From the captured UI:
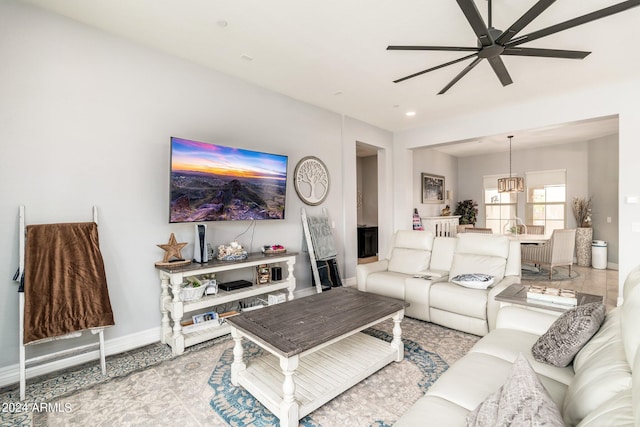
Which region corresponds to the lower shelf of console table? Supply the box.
[156,252,297,355]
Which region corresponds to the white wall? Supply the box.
[0,1,391,373]
[357,155,378,226]
[454,138,618,264]
[412,148,458,218]
[457,141,590,227]
[394,80,640,303]
[588,134,619,264]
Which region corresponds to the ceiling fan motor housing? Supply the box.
[478,27,505,58]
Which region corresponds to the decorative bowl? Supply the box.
[217,253,248,261]
[217,241,247,261]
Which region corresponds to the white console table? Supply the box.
[156,252,297,355]
[421,215,460,237]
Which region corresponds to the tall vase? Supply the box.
[575,227,593,267]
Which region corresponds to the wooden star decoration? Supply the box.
[157,233,188,262]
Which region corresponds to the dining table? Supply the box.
[505,233,550,245]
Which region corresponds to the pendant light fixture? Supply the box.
[497,135,524,193]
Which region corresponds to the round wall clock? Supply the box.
[293,156,329,206]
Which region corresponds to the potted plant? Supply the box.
[572,196,593,266]
[454,200,478,226]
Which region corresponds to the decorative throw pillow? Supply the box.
[532,302,606,367]
[451,273,495,290]
[466,354,564,427]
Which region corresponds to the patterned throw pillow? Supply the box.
[451,273,495,290]
[466,354,564,427]
[532,302,606,367]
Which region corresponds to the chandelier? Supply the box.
[497,135,524,193]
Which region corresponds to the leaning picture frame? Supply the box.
[421,173,445,204]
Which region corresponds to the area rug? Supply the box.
[0,337,227,427]
[2,318,479,427]
[209,329,449,427]
[521,265,580,281]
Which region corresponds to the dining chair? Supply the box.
[525,225,545,235]
[457,224,475,234]
[520,228,576,279]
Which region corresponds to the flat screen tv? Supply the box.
[170,137,288,222]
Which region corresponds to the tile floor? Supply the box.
[526,265,619,310]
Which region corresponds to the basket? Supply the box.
[262,248,286,254]
[180,285,206,302]
[262,244,286,254]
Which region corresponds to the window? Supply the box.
[483,175,518,234]
[525,170,566,234]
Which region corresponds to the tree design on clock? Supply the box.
[294,156,329,205]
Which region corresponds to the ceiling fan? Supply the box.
[388,0,640,94]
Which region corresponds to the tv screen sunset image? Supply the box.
[170,138,288,222]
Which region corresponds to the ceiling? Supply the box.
[21,0,635,139]
[431,114,619,157]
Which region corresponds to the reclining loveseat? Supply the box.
[356,230,521,336]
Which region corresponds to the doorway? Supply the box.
[356,142,379,264]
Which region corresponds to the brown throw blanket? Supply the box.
[23,222,114,344]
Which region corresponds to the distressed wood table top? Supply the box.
[226,287,408,357]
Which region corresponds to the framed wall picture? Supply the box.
[421,173,445,204]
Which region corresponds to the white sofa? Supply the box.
[394,266,640,426]
[356,230,521,336]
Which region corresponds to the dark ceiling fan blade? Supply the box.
[456,0,493,46]
[487,56,513,87]
[393,53,478,83]
[438,57,483,94]
[494,0,556,45]
[506,0,640,47]
[503,47,591,59]
[387,45,480,52]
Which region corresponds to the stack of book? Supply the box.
[181,311,220,333]
[526,285,578,306]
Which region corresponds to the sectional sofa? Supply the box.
[356,230,521,336]
[394,265,640,426]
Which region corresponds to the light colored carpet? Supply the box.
[1,318,479,427]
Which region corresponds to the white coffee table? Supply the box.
[226,287,408,427]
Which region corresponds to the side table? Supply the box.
[495,283,603,313]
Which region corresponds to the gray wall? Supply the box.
[357,155,378,226]
[412,148,458,218]
[453,138,618,263]
[457,141,589,228]
[0,1,392,372]
[588,134,619,263]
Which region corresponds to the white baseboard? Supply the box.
[344,276,356,287]
[294,287,318,298]
[0,327,161,389]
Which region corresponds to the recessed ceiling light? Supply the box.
[333,91,343,96]
[240,54,254,61]
[216,20,229,28]
[406,111,416,117]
